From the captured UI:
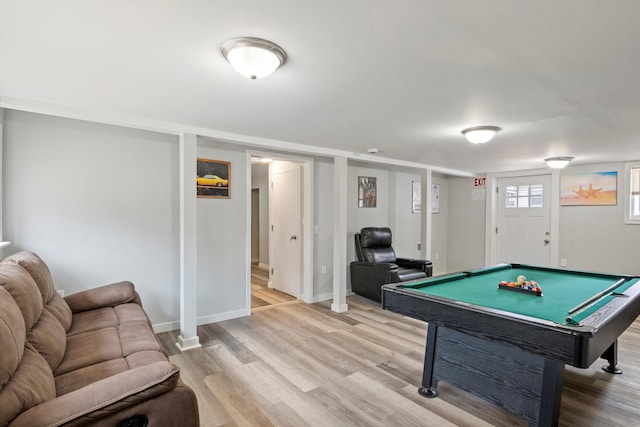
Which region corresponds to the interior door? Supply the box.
[497,175,551,266]
[269,164,301,297]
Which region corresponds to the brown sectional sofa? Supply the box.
[0,251,199,426]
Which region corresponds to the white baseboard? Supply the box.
[257,263,269,271]
[197,309,246,326]
[175,335,201,352]
[152,308,247,334]
[311,290,354,303]
[311,292,333,303]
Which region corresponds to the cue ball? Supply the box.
[517,275,526,283]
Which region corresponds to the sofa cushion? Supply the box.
[0,344,56,427]
[2,251,72,332]
[0,287,25,390]
[56,328,124,376]
[67,307,118,336]
[55,358,130,396]
[27,309,67,372]
[0,263,43,331]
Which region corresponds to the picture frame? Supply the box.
[197,158,230,199]
[432,184,440,214]
[358,176,377,208]
[411,182,440,213]
[560,171,617,206]
[412,181,421,213]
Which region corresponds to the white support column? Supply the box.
[176,133,201,351]
[332,156,348,313]
[420,169,433,261]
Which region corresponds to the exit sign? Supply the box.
[474,177,486,187]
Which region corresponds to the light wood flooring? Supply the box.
[157,296,640,426]
[251,265,297,310]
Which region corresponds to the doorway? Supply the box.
[249,155,312,312]
[496,175,552,266]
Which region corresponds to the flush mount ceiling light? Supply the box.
[461,125,501,144]
[544,156,574,169]
[221,37,287,79]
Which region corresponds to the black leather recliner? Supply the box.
[350,227,433,302]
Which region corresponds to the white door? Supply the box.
[497,175,551,266]
[270,165,301,297]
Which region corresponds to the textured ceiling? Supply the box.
[2,0,640,174]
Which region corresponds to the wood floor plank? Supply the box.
[159,295,640,426]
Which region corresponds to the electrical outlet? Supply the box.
[321,265,326,274]
[560,258,567,267]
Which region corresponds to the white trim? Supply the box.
[245,155,253,316]
[246,150,314,311]
[312,292,334,303]
[196,309,247,326]
[153,308,248,334]
[176,335,201,352]
[332,156,348,312]
[624,161,640,224]
[0,96,474,177]
[257,263,269,271]
[485,168,558,267]
[0,241,10,249]
[178,133,199,346]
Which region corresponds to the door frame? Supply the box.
[485,169,560,267]
[245,150,314,315]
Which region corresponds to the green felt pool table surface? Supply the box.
[400,264,640,325]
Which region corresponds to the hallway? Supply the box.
[251,264,296,310]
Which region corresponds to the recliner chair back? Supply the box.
[356,227,397,264]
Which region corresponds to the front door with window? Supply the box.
[497,175,551,266]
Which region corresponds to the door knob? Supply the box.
[290,235,297,240]
[544,239,550,245]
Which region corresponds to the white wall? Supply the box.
[313,158,335,299]
[0,108,4,251]
[347,163,390,251]
[559,162,640,275]
[390,171,422,258]
[3,110,181,326]
[431,174,449,275]
[447,176,486,272]
[345,162,449,276]
[250,164,269,268]
[196,138,248,321]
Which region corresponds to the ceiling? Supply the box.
[2,1,640,175]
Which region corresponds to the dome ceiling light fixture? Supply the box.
[221,37,287,80]
[461,125,501,144]
[544,156,574,169]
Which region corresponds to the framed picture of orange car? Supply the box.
[197,158,230,199]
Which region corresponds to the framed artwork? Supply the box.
[432,184,440,214]
[358,176,377,207]
[412,181,421,213]
[411,182,440,213]
[560,171,617,206]
[197,158,230,199]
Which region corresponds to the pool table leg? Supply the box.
[601,340,623,374]
[418,323,439,398]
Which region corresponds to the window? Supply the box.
[625,162,640,224]
[505,184,543,208]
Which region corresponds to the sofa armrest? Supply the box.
[10,362,180,427]
[64,281,141,313]
[396,258,433,276]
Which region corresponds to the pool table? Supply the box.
[381,263,640,427]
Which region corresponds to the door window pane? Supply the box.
[505,184,543,209]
